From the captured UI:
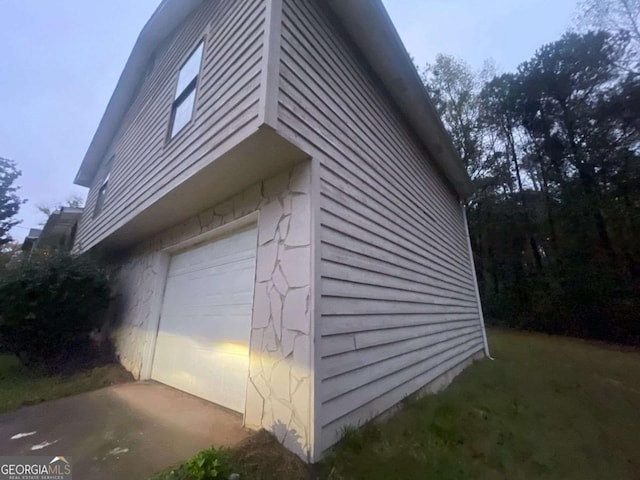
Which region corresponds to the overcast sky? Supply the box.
[1,0,579,241]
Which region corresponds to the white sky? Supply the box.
[383,0,579,72]
[1,0,579,241]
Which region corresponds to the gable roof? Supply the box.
[74,0,204,187]
[74,0,472,198]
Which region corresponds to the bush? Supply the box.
[0,252,111,369]
[153,448,233,480]
[187,449,232,480]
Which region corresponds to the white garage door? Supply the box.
[151,225,257,413]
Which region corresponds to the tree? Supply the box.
[516,32,634,268]
[578,0,640,71]
[0,241,22,272]
[0,252,111,368]
[0,157,25,246]
[424,31,640,344]
[480,74,544,269]
[421,55,490,179]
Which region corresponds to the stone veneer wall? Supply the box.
[108,162,313,459]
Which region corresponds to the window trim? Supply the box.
[93,174,110,218]
[167,39,206,143]
[93,155,114,219]
[168,78,198,138]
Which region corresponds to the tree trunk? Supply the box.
[505,122,544,270]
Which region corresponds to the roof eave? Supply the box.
[326,0,473,199]
[75,0,473,199]
[73,0,204,188]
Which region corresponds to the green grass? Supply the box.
[323,329,640,479]
[151,329,640,480]
[0,353,133,414]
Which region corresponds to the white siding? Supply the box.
[75,0,267,251]
[277,0,485,451]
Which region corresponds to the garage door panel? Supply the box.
[160,292,254,322]
[168,231,257,274]
[167,259,255,292]
[162,284,255,309]
[152,335,250,399]
[169,250,256,278]
[151,225,257,413]
[158,311,253,342]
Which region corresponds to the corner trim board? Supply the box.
[258,0,283,127]
[309,156,322,462]
[462,204,492,359]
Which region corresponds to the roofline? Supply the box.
[74,0,203,187]
[57,206,84,215]
[325,0,473,198]
[38,208,84,238]
[74,0,472,198]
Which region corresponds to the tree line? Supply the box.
[1,0,637,345]
[422,0,640,344]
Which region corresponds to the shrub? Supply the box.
[153,448,233,480]
[0,252,111,368]
[186,449,232,480]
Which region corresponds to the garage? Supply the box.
[151,224,258,413]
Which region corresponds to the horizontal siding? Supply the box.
[278,0,485,451]
[75,0,266,251]
[321,339,483,449]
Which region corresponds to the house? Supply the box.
[20,207,83,255]
[21,228,42,254]
[72,0,490,462]
[34,207,83,252]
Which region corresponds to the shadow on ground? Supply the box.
[0,381,249,480]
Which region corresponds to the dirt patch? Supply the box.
[95,363,135,385]
[230,430,311,480]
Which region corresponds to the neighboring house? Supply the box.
[35,207,83,252]
[72,0,489,462]
[21,228,42,254]
[21,207,83,254]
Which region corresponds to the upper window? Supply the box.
[93,155,114,218]
[93,178,109,218]
[169,43,204,138]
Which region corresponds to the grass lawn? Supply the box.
[0,353,133,414]
[154,328,640,480]
[324,329,640,479]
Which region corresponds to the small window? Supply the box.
[93,155,114,218]
[93,175,109,218]
[169,43,204,138]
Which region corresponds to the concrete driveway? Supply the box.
[0,382,250,479]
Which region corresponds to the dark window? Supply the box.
[93,155,114,218]
[169,43,204,138]
[93,177,109,218]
